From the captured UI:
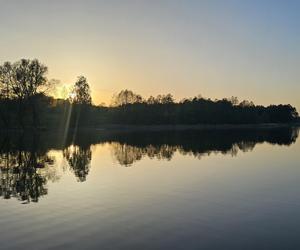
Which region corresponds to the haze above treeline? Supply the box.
[0,59,299,129]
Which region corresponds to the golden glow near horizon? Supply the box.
[0,1,299,110]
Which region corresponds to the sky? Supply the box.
[0,0,299,109]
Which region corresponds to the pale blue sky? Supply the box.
[0,0,299,109]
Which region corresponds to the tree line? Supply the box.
[0,59,91,128]
[107,90,298,125]
[0,59,298,129]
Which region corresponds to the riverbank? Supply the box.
[1,123,299,133]
[90,123,300,132]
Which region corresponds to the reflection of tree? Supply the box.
[111,143,177,167]
[111,143,142,167]
[63,145,91,182]
[236,141,256,153]
[110,141,257,166]
[0,150,56,203]
[291,128,299,143]
[0,127,297,200]
[110,128,300,166]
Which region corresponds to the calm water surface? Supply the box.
[0,127,299,250]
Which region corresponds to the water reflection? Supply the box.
[0,127,298,203]
[0,137,57,204]
[63,145,91,182]
[109,128,299,166]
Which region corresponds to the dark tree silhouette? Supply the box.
[0,59,49,127]
[111,89,143,106]
[0,59,299,129]
[104,90,298,125]
[70,76,92,105]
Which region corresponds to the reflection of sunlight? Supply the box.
[69,92,76,101]
[68,145,76,154]
[60,102,74,172]
[62,103,73,150]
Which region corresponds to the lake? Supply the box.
[0,127,299,250]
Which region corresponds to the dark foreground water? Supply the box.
[0,127,299,250]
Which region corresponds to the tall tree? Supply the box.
[0,62,14,127]
[70,76,92,105]
[13,59,48,98]
[0,62,14,99]
[0,59,48,127]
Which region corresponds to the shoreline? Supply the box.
[89,123,300,131]
[1,123,299,133]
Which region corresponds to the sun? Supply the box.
[69,92,76,101]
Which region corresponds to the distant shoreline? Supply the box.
[85,123,300,132]
[1,123,299,133]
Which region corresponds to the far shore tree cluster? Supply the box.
[0,59,298,129]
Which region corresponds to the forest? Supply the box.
[0,59,299,129]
